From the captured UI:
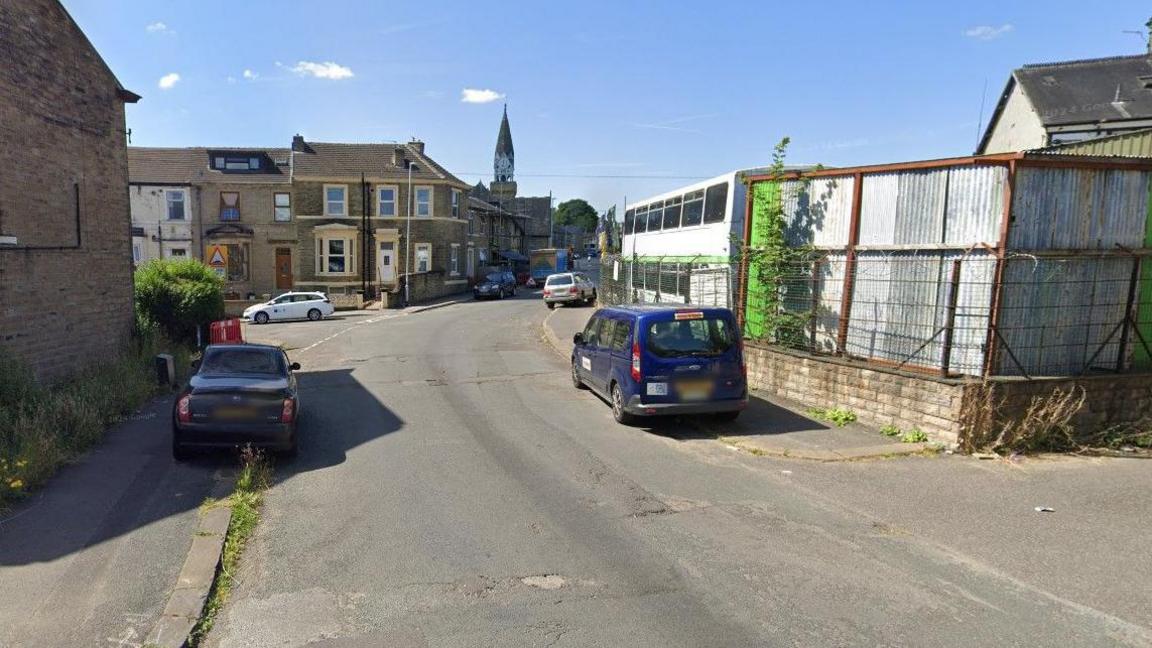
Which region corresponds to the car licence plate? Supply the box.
[215,406,260,420]
[676,380,713,401]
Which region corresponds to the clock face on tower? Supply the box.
[494,155,514,181]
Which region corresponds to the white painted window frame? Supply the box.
[324,184,348,217]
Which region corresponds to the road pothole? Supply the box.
[520,574,566,590]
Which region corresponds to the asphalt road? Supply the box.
[209,293,1152,647]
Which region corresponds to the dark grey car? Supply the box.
[172,344,301,459]
[474,271,518,299]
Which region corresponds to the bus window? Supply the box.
[647,200,663,231]
[624,209,635,234]
[634,206,648,233]
[662,196,682,229]
[681,190,704,226]
[703,183,729,224]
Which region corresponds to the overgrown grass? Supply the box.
[189,448,270,646]
[807,407,858,427]
[0,330,191,507]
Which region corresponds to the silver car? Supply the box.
[543,272,596,309]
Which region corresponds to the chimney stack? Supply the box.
[392,147,405,167]
[291,134,306,152]
[408,138,425,155]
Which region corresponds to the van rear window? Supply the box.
[645,318,733,358]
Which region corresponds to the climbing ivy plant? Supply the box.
[737,137,819,348]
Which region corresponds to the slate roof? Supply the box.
[291,140,466,186]
[1016,54,1152,126]
[127,147,291,184]
[978,54,1152,153]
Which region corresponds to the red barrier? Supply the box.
[209,318,245,344]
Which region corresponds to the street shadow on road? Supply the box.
[0,368,403,567]
[639,394,830,441]
[275,367,404,476]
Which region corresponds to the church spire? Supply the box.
[494,104,514,182]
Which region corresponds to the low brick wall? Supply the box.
[745,343,965,443]
[745,342,1152,448]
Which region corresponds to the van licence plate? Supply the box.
[676,380,713,401]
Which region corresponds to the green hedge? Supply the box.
[134,258,225,343]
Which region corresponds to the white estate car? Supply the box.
[244,292,335,324]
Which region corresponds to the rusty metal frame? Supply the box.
[742,151,1152,184]
[834,173,864,354]
[736,182,754,329]
[982,160,1017,376]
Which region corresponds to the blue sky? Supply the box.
[65,1,1152,212]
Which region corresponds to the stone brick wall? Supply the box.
[745,344,965,442]
[0,0,135,381]
[746,342,1152,448]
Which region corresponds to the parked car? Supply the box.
[172,344,301,459]
[243,292,334,324]
[474,271,518,299]
[543,272,596,309]
[570,305,746,424]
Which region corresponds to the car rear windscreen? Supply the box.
[645,318,734,358]
[200,348,285,375]
[546,275,573,286]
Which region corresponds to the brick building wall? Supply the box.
[0,0,137,381]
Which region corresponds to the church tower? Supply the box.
[490,104,517,206]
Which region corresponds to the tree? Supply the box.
[134,258,225,343]
[553,199,598,231]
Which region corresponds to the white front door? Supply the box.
[378,242,396,284]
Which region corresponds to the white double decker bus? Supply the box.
[622,170,749,262]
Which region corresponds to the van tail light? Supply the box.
[177,395,192,423]
[631,341,641,382]
[280,398,296,423]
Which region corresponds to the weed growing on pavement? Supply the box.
[189,447,271,646]
[0,333,187,506]
[880,424,901,437]
[900,428,928,444]
[807,407,857,427]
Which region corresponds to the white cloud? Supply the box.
[242,69,258,80]
[289,61,354,79]
[157,72,181,89]
[226,76,237,84]
[461,88,504,104]
[145,21,172,34]
[964,24,1014,40]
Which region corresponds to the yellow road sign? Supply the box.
[206,244,228,268]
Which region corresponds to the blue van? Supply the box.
[571,305,747,424]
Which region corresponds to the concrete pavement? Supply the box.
[542,302,930,460]
[204,292,1152,647]
[0,397,230,648]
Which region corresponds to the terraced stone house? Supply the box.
[127,147,296,303]
[289,137,472,304]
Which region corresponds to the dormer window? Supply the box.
[211,153,264,171]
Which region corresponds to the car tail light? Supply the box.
[631,341,641,382]
[280,398,296,423]
[177,395,192,423]
[543,289,551,297]
[323,298,330,303]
